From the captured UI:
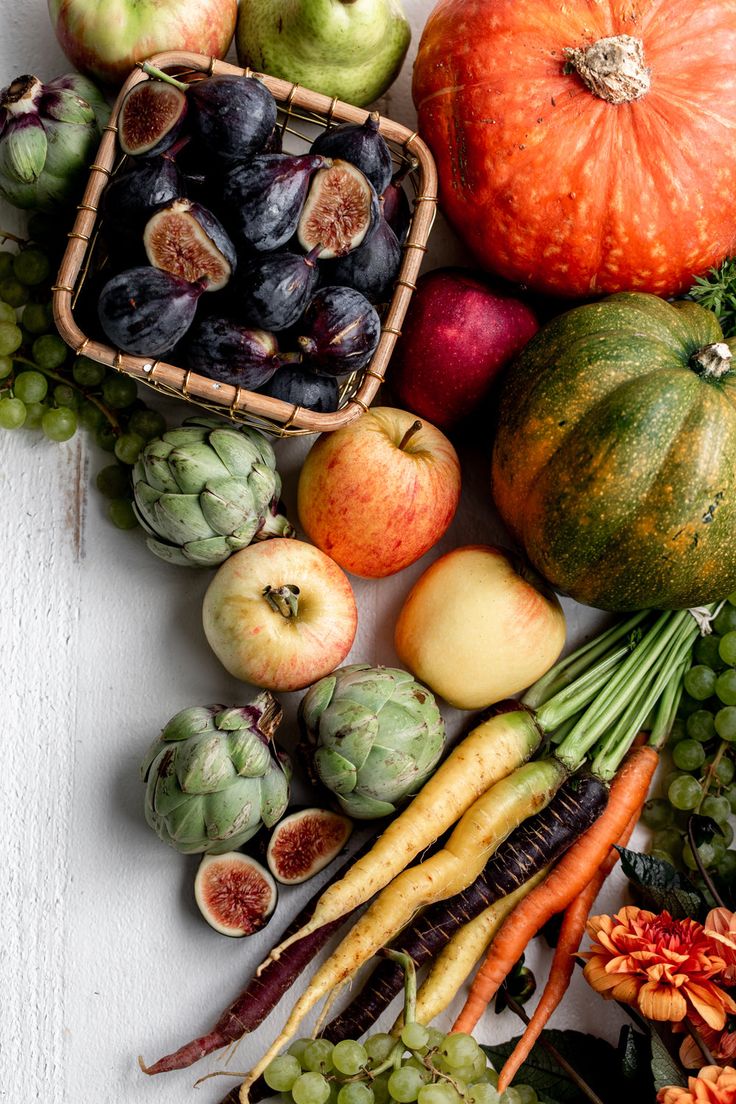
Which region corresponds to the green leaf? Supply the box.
[617,846,705,919]
[689,813,724,844]
[618,1024,654,1092]
[649,1028,687,1092]
[482,1029,624,1104]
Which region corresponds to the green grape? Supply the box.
[718,632,736,667]
[726,786,736,814]
[716,670,736,706]
[439,1034,482,1071]
[649,847,679,866]
[673,739,706,772]
[401,1024,429,1052]
[373,1073,392,1104]
[507,1089,536,1104]
[13,247,51,286]
[338,1084,375,1104]
[21,301,52,335]
[0,321,22,355]
[32,333,67,370]
[423,1028,446,1052]
[0,277,29,307]
[0,252,13,279]
[96,464,131,499]
[365,1034,396,1065]
[714,605,736,635]
[723,821,735,846]
[95,422,116,452]
[717,850,736,878]
[466,1086,501,1104]
[53,383,77,408]
[13,370,47,404]
[0,396,26,428]
[704,754,735,785]
[701,794,732,825]
[72,355,106,387]
[651,828,683,859]
[684,665,718,701]
[711,834,727,865]
[108,498,138,530]
[288,1039,314,1068]
[23,401,46,430]
[302,1039,335,1074]
[682,840,715,870]
[292,1071,331,1104]
[685,710,716,743]
[668,717,688,745]
[403,1059,431,1084]
[114,431,145,465]
[264,1054,302,1092]
[127,406,166,440]
[715,706,736,742]
[42,406,77,442]
[0,301,15,324]
[332,1040,368,1076]
[388,1067,425,1103]
[417,1085,461,1104]
[668,774,702,810]
[79,401,105,431]
[102,373,138,409]
[677,692,703,719]
[0,355,11,380]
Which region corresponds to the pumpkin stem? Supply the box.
[689,342,733,379]
[563,35,650,105]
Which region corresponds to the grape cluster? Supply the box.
[0,224,166,529]
[643,597,736,879]
[263,1030,538,1104]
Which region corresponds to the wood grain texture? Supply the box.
[1,4,633,1102]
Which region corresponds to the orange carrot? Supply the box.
[451,745,658,1034]
[496,807,640,1092]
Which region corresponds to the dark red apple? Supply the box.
[389,268,539,429]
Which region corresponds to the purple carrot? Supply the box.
[321,774,609,1043]
[139,838,374,1075]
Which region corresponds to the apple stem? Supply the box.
[263,584,300,619]
[398,420,423,451]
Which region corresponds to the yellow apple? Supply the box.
[297,407,461,579]
[394,545,566,709]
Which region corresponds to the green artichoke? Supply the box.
[141,692,291,854]
[0,73,109,211]
[299,663,446,819]
[132,417,294,567]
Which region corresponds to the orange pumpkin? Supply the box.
[413,0,736,299]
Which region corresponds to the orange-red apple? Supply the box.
[395,545,566,709]
[297,407,461,579]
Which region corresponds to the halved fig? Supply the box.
[298,286,381,375]
[143,198,237,291]
[297,160,379,260]
[266,808,353,885]
[194,852,278,937]
[224,153,327,253]
[119,79,188,157]
[311,114,393,196]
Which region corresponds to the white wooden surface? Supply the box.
[2,4,632,1101]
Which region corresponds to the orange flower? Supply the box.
[706,909,736,984]
[676,1012,736,1069]
[583,905,736,1030]
[658,1064,736,1103]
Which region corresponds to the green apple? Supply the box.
[236,0,411,107]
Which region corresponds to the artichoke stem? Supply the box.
[257,508,296,540]
[263,584,300,619]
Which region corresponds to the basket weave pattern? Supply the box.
[51,51,438,436]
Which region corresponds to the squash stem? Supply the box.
[522,610,650,709]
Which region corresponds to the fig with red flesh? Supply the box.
[97,266,205,357]
[235,246,321,331]
[266,808,353,885]
[311,113,393,196]
[184,316,296,389]
[260,366,339,414]
[118,79,188,157]
[297,160,379,260]
[194,852,278,937]
[144,198,237,292]
[298,286,381,375]
[325,214,401,304]
[223,153,327,253]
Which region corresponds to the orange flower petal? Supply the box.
[637,980,688,1022]
[684,984,728,1032]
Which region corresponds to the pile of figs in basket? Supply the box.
[96,69,410,413]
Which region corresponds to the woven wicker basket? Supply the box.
[51,51,438,437]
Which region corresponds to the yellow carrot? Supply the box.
[263,708,542,968]
[400,870,549,1029]
[239,757,565,1101]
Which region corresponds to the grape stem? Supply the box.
[696,739,729,813]
[504,994,607,1104]
[11,353,123,433]
[686,816,726,909]
[0,227,27,245]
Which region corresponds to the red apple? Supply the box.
[297,407,461,579]
[48,0,238,86]
[202,538,358,692]
[389,268,539,430]
[395,545,566,709]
